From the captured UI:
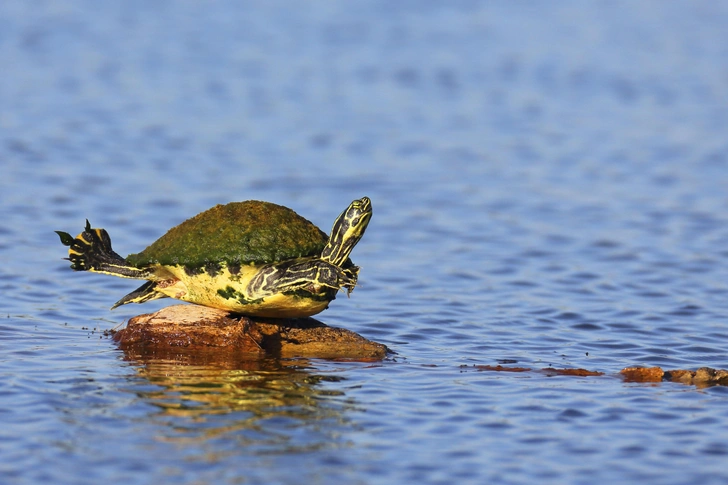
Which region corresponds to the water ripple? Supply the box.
[2,2,728,485]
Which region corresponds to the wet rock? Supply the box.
[470,365,604,377]
[470,364,531,373]
[620,366,664,382]
[466,364,728,388]
[621,366,728,387]
[664,367,728,386]
[664,369,694,384]
[540,368,604,377]
[467,364,728,388]
[693,367,728,385]
[112,304,389,360]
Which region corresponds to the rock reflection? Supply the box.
[121,348,354,450]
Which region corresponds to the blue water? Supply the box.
[2,1,728,484]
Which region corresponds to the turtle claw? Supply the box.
[55,230,75,247]
[338,265,360,296]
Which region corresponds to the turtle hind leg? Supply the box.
[56,220,150,279]
[111,281,169,309]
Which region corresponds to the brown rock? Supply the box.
[715,369,728,384]
[619,366,664,382]
[693,367,718,383]
[659,367,728,387]
[540,368,604,377]
[472,365,532,373]
[112,304,389,360]
[664,369,694,383]
[464,364,728,388]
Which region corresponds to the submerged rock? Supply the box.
[112,304,389,360]
[465,364,728,388]
[621,366,728,387]
[620,366,664,382]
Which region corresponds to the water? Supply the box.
[2,1,728,484]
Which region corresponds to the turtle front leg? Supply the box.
[340,266,360,296]
[248,259,352,299]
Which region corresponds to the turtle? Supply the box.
[56,197,372,318]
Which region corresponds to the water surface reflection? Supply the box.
[121,349,355,453]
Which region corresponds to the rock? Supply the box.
[464,364,728,388]
[664,367,728,387]
[664,369,694,384]
[470,365,604,377]
[620,366,728,387]
[540,368,604,377]
[112,304,389,360]
[620,366,664,382]
[469,364,531,373]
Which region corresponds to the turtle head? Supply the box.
[321,197,372,267]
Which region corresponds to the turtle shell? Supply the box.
[126,201,328,268]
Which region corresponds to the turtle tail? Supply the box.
[55,220,150,279]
